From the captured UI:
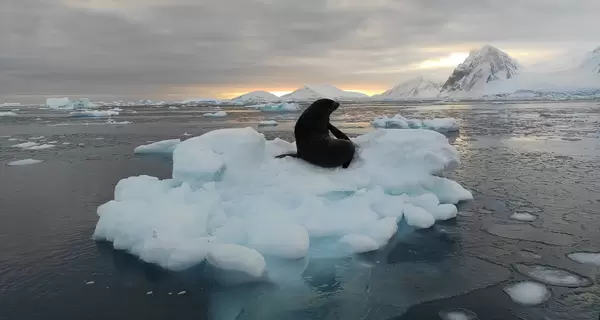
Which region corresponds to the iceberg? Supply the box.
[372,114,460,133]
[258,120,278,127]
[92,127,472,279]
[7,159,44,166]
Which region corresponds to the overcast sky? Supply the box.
[1,0,599,102]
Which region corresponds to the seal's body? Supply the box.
[276,98,355,169]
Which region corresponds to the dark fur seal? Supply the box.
[275,98,355,169]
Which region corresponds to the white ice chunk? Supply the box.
[403,204,435,228]
[12,142,38,148]
[567,252,600,266]
[27,144,55,150]
[203,111,227,117]
[0,111,17,116]
[258,120,278,127]
[439,308,478,320]
[250,103,300,112]
[503,281,550,305]
[134,139,182,154]
[422,118,460,133]
[46,97,72,109]
[7,159,43,166]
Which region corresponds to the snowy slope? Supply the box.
[281,84,368,101]
[441,45,520,96]
[232,91,279,103]
[373,77,442,100]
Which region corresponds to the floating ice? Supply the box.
[106,119,131,125]
[28,144,55,150]
[134,139,182,154]
[92,127,472,279]
[146,291,153,295]
[203,111,228,117]
[12,142,38,148]
[372,114,460,133]
[1,102,21,107]
[567,252,600,266]
[249,103,300,112]
[177,291,186,295]
[0,111,17,116]
[169,106,179,110]
[503,281,550,305]
[7,159,43,166]
[439,308,478,320]
[69,110,119,117]
[85,281,95,285]
[509,212,538,222]
[29,136,45,140]
[514,263,592,287]
[258,120,278,127]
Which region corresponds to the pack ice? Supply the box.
[93,127,472,279]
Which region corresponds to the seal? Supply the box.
[275,98,355,169]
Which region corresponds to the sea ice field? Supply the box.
[1,101,599,320]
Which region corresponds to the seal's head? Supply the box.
[311,98,340,114]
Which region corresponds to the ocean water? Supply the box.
[0,102,599,320]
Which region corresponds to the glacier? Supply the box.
[232,91,279,104]
[92,127,472,280]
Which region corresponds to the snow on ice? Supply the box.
[503,281,550,305]
[92,127,472,280]
[7,159,44,166]
[134,139,182,154]
[203,111,228,117]
[372,114,460,133]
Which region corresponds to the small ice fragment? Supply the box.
[503,281,550,305]
[258,120,278,127]
[78,143,85,147]
[403,204,435,228]
[203,111,227,117]
[47,141,58,144]
[0,111,18,116]
[7,159,43,166]
[168,292,172,295]
[438,308,478,320]
[515,263,592,287]
[567,252,600,266]
[510,212,538,222]
[86,281,95,285]
[146,291,153,295]
[63,142,71,145]
[29,136,45,140]
[95,137,104,140]
[206,244,266,278]
[177,291,186,295]
[182,132,192,136]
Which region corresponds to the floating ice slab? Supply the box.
[12,142,38,148]
[514,263,592,287]
[134,139,182,154]
[93,127,472,278]
[69,110,119,117]
[567,252,600,266]
[203,111,228,117]
[7,159,43,166]
[503,281,550,305]
[46,97,72,109]
[509,212,538,222]
[0,111,17,116]
[372,114,459,133]
[439,308,478,320]
[27,144,55,150]
[258,120,278,127]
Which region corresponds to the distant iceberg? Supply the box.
[46,97,97,110]
[248,102,300,112]
[372,114,460,133]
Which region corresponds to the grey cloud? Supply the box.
[1,0,599,101]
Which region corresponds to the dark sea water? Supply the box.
[1,102,599,320]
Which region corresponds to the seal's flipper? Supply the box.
[328,123,350,141]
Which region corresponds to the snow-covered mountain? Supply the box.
[580,46,600,75]
[281,84,368,101]
[231,90,279,103]
[441,45,520,95]
[373,77,442,100]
